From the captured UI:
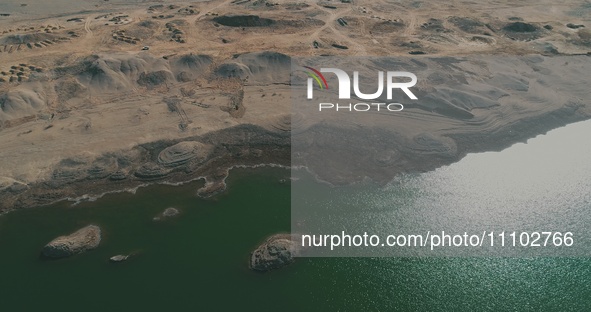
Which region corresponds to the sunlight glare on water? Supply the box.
[337,119,591,256]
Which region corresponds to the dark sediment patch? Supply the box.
[54,79,87,102]
[169,19,188,27]
[211,15,323,29]
[137,70,174,88]
[567,23,585,29]
[420,18,447,32]
[332,43,348,50]
[401,41,423,49]
[568,29,591,47]
[285,3,309,10]
[536,42,559,55]
[213,15,274,27]
[370,20,405,34]
[502,22,544,40]
[504,22,538,32]
[137,20,159,28]
[470,35,495,44]
[0,33,56,45]
[448,16,485,33]
[279,18,324,28]
[171,54,212,70]
[122,26,155,40]
[213,63,250,79]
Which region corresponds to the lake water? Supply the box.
[293,119,591,257]
[2,120,591,311]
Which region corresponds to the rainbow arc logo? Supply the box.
[303,66,329,90]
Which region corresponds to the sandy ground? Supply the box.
[0,0,590,211]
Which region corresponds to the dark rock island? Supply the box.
[41,225,101,259]
[250,234,299,272]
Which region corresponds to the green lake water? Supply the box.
[3,119,591,310]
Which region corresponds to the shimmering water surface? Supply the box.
[1,121,591,311]
[293,119,591,257]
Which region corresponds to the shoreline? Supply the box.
[291,107,591,187]
[16,163,289,217]
[2,106,589,215]
[69,162,291,208]
[0,123,291,214]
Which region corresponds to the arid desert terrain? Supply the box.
[0,0,590,212]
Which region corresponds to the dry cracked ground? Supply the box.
[0,0,590,211]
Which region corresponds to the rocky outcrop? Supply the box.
[87,157,118,180]
[134,163,171,180]
[196,181,226,198]
[109,170,128,181]
[0,177,28,194]
[157,141,211,167]
[109,254,129,262]
[41,225,101,258]
[49,156,93,186]
[153,207,180,221]
[136,70,174,88]
[250,234,299,272]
